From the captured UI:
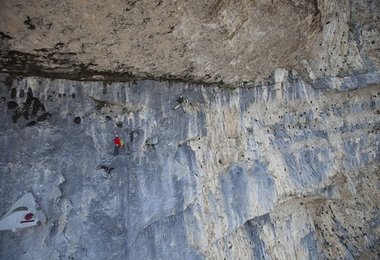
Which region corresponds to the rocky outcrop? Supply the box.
[0,1,379,258]
[0,0,379,84]
[0,72,378,259]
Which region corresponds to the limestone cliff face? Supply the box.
[0,0,379,84]
[0,0,379,259]
[0,72,379,259]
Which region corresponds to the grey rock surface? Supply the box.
[0,72,379,259]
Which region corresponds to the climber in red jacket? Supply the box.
[113,135,121,156]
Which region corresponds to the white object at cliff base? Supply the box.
[0,193,47,232]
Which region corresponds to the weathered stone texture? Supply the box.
[0,0,379,84]
[0,72,379,259]
[0,0,379,259]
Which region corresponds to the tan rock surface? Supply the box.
[0,0,379,84]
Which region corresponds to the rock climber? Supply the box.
[113,134,121,156]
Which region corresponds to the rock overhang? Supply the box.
[0,0,379,85]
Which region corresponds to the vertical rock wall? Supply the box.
[0,72,379,259]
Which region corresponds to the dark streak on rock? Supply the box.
[26,121,37,127]
[10,88,17,99]
[0,52,209,86]
[95,100,106,110]
[24,16,36,30]
[7,101,18,109]
[0,32,12,40]
[102,81,107,94]
[10,87,49,123]
[37,112,51,122]
[4,75,14,89]
[19,89,25,98]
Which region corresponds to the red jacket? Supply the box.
[114,137,121,147]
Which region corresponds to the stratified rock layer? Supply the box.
[0,72,379,259]
[0,0,379,84]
